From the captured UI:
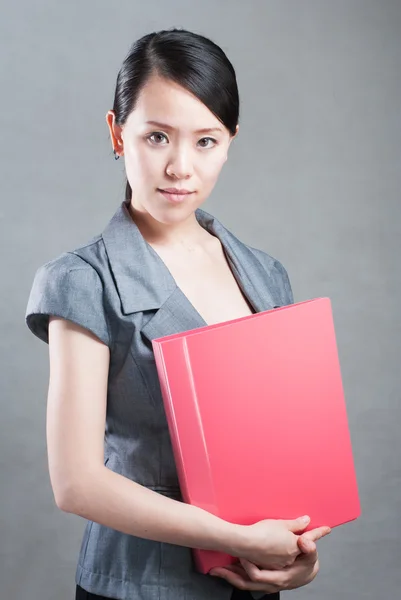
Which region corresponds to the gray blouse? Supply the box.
[25,201,292,600]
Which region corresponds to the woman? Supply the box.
[26,29,330,600]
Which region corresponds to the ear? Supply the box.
[231,124,239,140]
[224,124,239,161]
[106,110,124,157]
[228,123,239,147]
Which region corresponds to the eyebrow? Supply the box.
[144,120,223,134]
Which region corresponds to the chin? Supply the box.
[148,202,204,225]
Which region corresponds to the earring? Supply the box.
[114,150,120,161]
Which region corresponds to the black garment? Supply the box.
[75,584,279,599]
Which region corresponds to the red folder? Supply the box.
[152,298,361,574]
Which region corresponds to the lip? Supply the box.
[159,188,194,194]
[157,188,195,204]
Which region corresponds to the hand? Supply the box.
[298,525,330,554]
[231,514,330,570]
[210,530,325,593]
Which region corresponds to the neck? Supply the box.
[127,201,209,249]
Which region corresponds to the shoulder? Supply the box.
[199,208,295,306]
[32,234,108,287]
[26,236,111,346]
[247,244,289,278]
[246,244,294,305]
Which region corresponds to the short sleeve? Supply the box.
[273,259,294,305]
[248,245,294,307]
[25,252,111,347]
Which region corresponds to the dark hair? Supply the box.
[112,28,240,201]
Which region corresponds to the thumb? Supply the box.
[298,535,316,554]
[284,515,311,533]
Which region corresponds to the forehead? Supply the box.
[126,74,224,131]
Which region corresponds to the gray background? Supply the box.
[1,0,400,598]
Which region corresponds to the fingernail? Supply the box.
[301,515,310,523]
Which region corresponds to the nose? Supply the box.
[166,145,193,180]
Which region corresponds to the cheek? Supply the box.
[125,144,161,183]
[200,153,227,184]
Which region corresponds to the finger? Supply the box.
[239,558,264,582]
[235,563,292,590]
[210,562,250,577]
[238,558,292,580]
[296,556,320,587]
[292,542,319,568]
[297,535,316,554]
[284,515,311,533]
[209,567,266,591]
[297,546,318,565]
[217,564,250,578]
[240,556,296,572]
[300,526,331,543]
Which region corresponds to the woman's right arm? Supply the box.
[47,316,329,570]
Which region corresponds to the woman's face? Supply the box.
[107,74,237,225]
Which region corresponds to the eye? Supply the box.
[147,132,169,145]
[197,137,217,149]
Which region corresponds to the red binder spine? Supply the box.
[152,337,218,516]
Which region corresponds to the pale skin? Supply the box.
[47,73,331,594]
